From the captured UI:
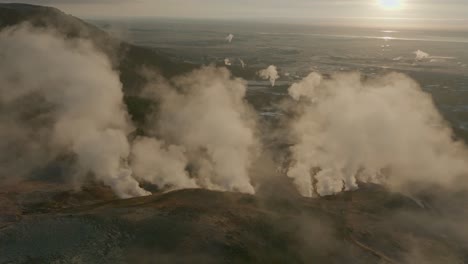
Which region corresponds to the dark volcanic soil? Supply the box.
[0,184,465,264]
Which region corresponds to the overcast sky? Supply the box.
[2,0,468,28]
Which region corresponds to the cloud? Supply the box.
[238,59,246,69]
[225,33,234,43]
[258,65,279,87]
[286,71,468,197]
[135,66,259,194]
[2,21,468,203]
[0,24,261,198]
[0,24,149,198]
[414,50,430,61]
[131,137,198,190]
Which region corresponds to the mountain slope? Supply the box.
[1,187,465,264]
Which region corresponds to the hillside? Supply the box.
[1,185,466,263]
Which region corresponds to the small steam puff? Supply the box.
[225,33,234,43]
[258,65,279,87]
[414,50,430,61]
[0,25,150,198]
[287,72,468,197]
[133,66,259,194]
[413,50,455,62]
[239,58,246,69]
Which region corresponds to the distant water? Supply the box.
[90,18,468,135]
[91,19,468,75]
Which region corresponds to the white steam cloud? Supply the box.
[287,71,468,197]
[239,58,246,69]
[131,137,198,190]
[133,66,259,194]
[0,25,150,198]
[224,58,232,66]
[225,33,234,43]
[258,65,279,87]
[4,25,468,200]
[414,50,455,62]
[0,25,259,198]
[414,50,430,61]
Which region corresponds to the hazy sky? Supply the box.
[2,0,468,28]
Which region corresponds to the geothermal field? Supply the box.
[1,2,468,263]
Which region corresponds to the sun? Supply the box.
[378,0,403,10]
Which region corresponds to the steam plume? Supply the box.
[0,25,259,198]
[414,50,430,61]
[134,66,259,194]
[0,25,149,198]
[6,25,467,201]
[286,71,468,197]
[414,50,455,62]
[258,65,279,87]
[225,33,234,43]
[131,137,198,190]
[239,58,246,69]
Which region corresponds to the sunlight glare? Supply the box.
[378,0,403,10]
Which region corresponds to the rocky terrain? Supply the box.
[1,182,467,263]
